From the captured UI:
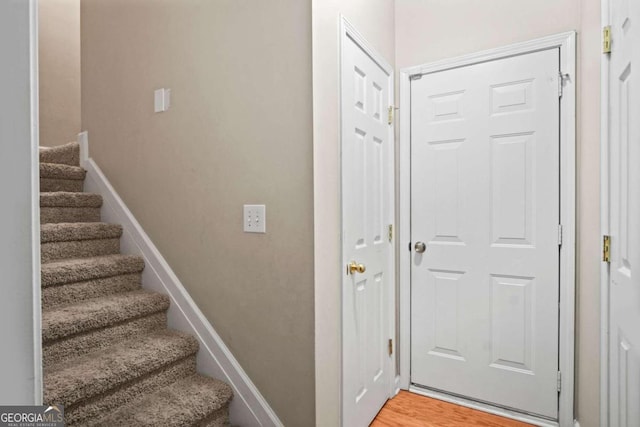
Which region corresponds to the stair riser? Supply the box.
[41,239,120,264]
[41,223,123,243]
[44,313,167,369]
[66,357,197,426]
[42,273,141,310]
[40,178,84,193]
[41,207,101,224]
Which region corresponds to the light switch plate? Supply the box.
[154,88,171,112]
[244,205,266,233]
[154,88,164,113]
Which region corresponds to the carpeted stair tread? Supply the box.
[41,254,145,287]
[40,163,86,180]
[40,192,103,208]
[41,223,122,243]
[42,290,170,342]
[65,358,198,426]
[93,374,233,427]
[42,273,142,310]
[44,330,199,407]
[40,223,123,263]
[43,312,166,369]
[39,142,80,166]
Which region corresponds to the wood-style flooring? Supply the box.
[370,391,533,427]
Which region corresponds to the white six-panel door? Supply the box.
[607,0,640,424]
[341,25,394,427]
[410,49,561,419]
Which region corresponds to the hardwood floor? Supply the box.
[370,391,533,427]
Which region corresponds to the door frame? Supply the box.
[398,32,577,426]
[30,0,43,404]
[339,16,397,424]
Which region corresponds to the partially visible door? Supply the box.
[410,49,561,419]
[607,0,640,424]
[341,23,394,427]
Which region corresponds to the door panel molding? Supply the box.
[399,32,576,426]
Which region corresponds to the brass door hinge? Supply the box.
[388,106,394,125]
[388,224,393,242]
[603,26,612,53]
[388,339,393,356]
[603,235,611,262]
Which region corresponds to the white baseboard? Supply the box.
[78,133,282,427]
[574,421,580,427]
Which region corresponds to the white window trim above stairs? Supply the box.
[75,131,283,427]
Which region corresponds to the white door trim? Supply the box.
[399,32,576,426]
[339,15,397,423]
[30,0,43,405]
[600,2,611,426]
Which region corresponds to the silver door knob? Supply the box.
[414,242,427,253]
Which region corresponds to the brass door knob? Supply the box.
[347,261,366,275]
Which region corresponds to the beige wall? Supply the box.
[80,1,314,425]
[39,0,81,147]
[394,0,601,425]
[312,1,395,425]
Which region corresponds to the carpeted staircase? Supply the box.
[40,142,233,426]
